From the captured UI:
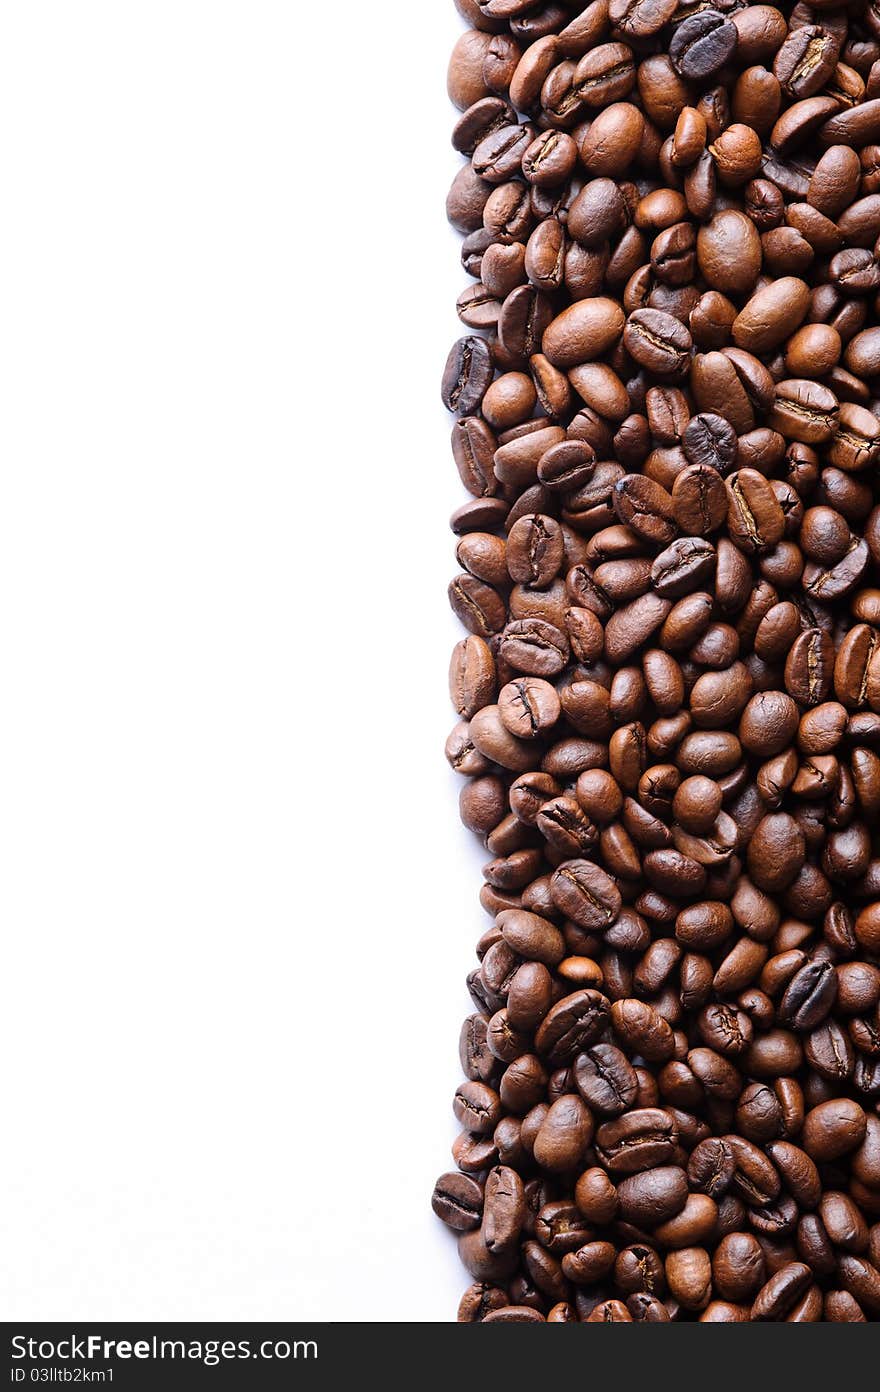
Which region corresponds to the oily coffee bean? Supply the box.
[682,414,737,475]
[670,13,738,82]
[624,309,692,378]
[438,0,880,1324]
[651,539,716,598]
[573,1043,639,1116]
[442,336,494,415]
[672,464,728,535]
[726,470,785,554]
[613,474,677,547]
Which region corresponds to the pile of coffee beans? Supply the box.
[433,0,880,1322]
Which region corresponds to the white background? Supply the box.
[0,2,479,1320]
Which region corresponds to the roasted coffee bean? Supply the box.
[574,1042,639,1116]
[751,1262,812,1320]
[611,999,676,1062]
[442,336,494,415]
[802,1099,867,1161]
[726,470,785,554]
[785,629,834,707]
[432,1172,484,1231]
[534,989,611,1064]
[543,298,625,369]
[779,960,838,1031]
[682,414,738,476]
[769,380,839,447]
[550,860,621,930]
[651,539,716,599]
[624,309,692,379]
[613,474,677,547]
[670,11,738,81]
[775,27,839,101]
[595,1108,678,1175]
[733,279,811,356]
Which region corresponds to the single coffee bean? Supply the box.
[726,469,786,553]
[573,1042,639,1116]
[769,379,839,447]
[432,1172,484,1231]
[613,474,677,547]
[534,988,612,1064]
[651,538,717,599]
[670,11,738,81]
[774,26,839,100]
[802,1100,867,1161]
[550,859,621,931]
[442,336,494,415]
[542,298,625,369]
[609,0,676,39]
[785,629,835,707]
[624,308,692,378]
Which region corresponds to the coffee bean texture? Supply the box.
[437,0,880,1324]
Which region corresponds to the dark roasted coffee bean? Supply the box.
[726,470,785,554]
[670,11,738,81]
[751,1262,812,1321]
[442,336,494,415]
[573,1042,639,1116]
[785,628,834,707]
[682,413,737,475]
[779,960,838,1031]
[610,0,676,39]
[595,1107,678,1175]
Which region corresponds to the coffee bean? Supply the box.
[543,297,625,369]
[550,859,621,930]
[449,635,497,718]
[670,11,738,81]
[779,960,838,1031]
[609,0,676,39]
[785,628,835,707]
[651,538,717,599]
[506,514,564,587]
[432,1172,484,1231]
[449,573,507,637]
[726,469,786,554]
[774,27,839,101]
[573,1042,638,1116]
[534,988,612,1064]
[594,1109,676,1179]
[610,999,676,1062]
[769,379,839,449]
[498,677,561,739]
[500,617,569,676]
[613,474,677,547]
[802,1099,867,1161]
[605,591,672,662]
[533,1094,594,1171]
[572,43,637,109]
[442,336,494,414]
[624,308,692,378]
